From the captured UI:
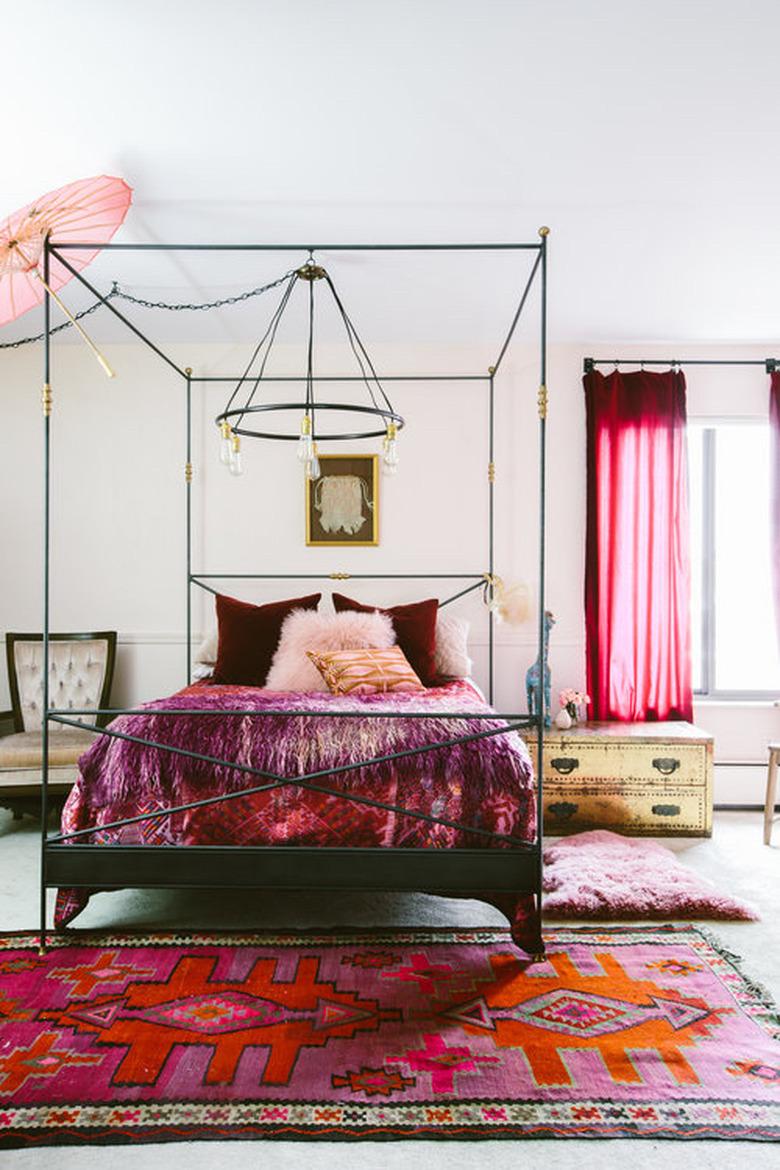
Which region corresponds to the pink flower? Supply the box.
[559,688,589,707]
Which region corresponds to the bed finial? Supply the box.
[538,226,550,238]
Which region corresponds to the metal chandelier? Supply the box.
[215,258,404,478]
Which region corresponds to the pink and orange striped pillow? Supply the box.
[306,646,424,695]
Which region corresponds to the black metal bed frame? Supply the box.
[38,232,549,956]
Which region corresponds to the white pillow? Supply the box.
[195,629,218,666]
[192,661,216,682]
[265,609,395,692]
[434,612,472,678]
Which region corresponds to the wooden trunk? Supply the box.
[522,721,713,837]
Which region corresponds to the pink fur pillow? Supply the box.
[264,609,395,692]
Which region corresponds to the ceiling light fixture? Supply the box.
[215,258,405,480]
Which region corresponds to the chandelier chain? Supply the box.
[111,269,298,312]
[0,295,111,349]
[0,269,298,349]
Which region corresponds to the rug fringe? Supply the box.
[693,923,780,1036]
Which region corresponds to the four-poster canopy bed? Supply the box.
[37,231,550,959]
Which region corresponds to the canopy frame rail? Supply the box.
[188,572,489,607]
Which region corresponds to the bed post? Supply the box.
[488,369,495,704]
[185,368,193,685]
[39,236,52,955]
[535,225,550,960]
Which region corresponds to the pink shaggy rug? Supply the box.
[543,830,759,920]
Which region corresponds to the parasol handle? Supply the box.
[34,270,115,379]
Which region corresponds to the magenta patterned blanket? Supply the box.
[56,680,537,943]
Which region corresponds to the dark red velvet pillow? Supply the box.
[331,593,439,686]
[213,592,321,686]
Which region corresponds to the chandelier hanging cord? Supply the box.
[227,271,300,425]
[215,262,404,442]
[322,272,394,416]
[306,272,316,429]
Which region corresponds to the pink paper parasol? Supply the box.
[0,174,132,374]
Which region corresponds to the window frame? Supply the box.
[691,418,779,701]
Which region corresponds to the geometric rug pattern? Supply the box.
[0,925,778,1146]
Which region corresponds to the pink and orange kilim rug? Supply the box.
[0,925,778,1146]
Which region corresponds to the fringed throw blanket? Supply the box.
[56,680,538,949]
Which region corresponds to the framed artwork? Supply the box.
[305,454,379,546]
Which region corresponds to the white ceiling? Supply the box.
[3,0,780,351]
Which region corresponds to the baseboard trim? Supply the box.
[714,803,777,812]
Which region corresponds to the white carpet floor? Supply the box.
[0,810,778,1168]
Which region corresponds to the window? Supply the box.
[688,420,780,696]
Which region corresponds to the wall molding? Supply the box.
[113,631,586,649]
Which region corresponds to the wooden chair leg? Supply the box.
[764,749,779,845]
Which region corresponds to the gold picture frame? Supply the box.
[305,454,379,546]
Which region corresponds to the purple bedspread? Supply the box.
[56,679,539,950]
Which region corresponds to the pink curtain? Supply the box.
[771,371,780,651]
[584,368,693,722]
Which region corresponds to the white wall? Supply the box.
[1,337,775,801]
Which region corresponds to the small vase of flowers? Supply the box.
[558,688,590,727]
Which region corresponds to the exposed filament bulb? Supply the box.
[219,420,232,465]
[307,442,321,481]
[297,413,314,463]
[382,421,399,475]
[229,433,243,476]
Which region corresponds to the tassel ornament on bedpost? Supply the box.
[483,574,531,626]
[382,420,399,475]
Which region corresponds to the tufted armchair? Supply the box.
[0,632,117,821]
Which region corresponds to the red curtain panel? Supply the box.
[770,371,780,651]
[584,368,693,722]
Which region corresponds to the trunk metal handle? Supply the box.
[652,757,680,775]
[652,803,681,817]
[548,801,579,821]
[550,757,579,775]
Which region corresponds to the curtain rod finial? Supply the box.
[583,357,594,374]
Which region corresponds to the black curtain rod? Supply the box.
[584,357,779,374]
